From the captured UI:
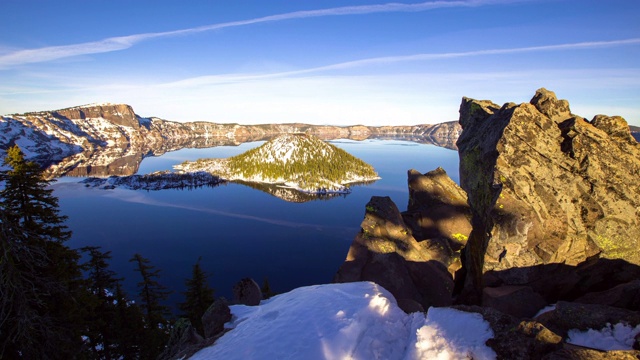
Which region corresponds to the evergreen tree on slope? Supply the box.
[179,257,215,336]
[0,145,85,359]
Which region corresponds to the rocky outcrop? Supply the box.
[333,195,454,312]
[455,88,640,301]
[54,103,140,128]
[335,89,640,320]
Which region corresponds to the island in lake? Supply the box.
[175,133,380,194]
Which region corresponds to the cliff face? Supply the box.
[335,88,640,310]
[455,88,640,301]
[1,104,461,177]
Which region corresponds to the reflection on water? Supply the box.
[55,139,460,306]
[44,134,457,178]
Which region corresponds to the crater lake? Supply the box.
[53,139,460,309]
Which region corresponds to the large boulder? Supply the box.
[232,278,262,306]
[334,195,454,311]
[202,297,232,339]
[455,88,640,300]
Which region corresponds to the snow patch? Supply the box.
[189,282,496,360]
[567,323,640,351]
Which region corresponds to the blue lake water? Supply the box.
[53,139,460,309]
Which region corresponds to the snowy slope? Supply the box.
[0,116,82,162]
[189,282,497,360]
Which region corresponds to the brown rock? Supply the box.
[456,88,640,301]
[334,196,454,310]
[403,167,472,273]
[453,304,562,359]
[542,347,640,360]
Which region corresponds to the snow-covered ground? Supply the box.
[189,282,497,360]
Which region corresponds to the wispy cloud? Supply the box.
[0,0,526,68]
[160,38,640,87]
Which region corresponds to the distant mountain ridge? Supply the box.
[1,103,462,177]
[176,133,379,193]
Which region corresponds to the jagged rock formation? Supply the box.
[333,168,474,311]
[333,195,455,312]
[335,89,640,320]
[456,88,640,302]
[176,133,379,193]
[1,103,462,177]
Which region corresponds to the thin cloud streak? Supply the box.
[161,38,640,88]
[0,0,527,68]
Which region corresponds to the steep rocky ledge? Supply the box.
[335,88,640,318]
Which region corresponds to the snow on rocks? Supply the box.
[567,323,640,351]
[189,282,496,360]
[81,171,224,190]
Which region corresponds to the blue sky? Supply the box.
[1,0,639,126]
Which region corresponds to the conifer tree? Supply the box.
[113,281,145,359]
[179,257,215,336]
[261,277,274,299]
[0,145,85,358]
[81,246,121,359]
[130,253,172,359]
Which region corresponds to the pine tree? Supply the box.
[261,277,274,299]
[80,246,121,359]
[1,145,71,243]
[179,257,215,336]
[0,145,85,359]
[113,281,145,359]
[130,253,172,359]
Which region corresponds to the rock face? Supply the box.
[456,88,640,300]
[333,195,455,311]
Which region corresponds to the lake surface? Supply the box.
[53,139,460,309]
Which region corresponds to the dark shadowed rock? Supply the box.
[482,285,547,319]
[574,279,640,311]
[455,88,640,301]
[334,196,454,310]
[202,297,232,339]
[535,301,640,338]
[159,318,204,360]
[232,278,262,306]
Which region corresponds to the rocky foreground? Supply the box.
[333,88,640,358]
